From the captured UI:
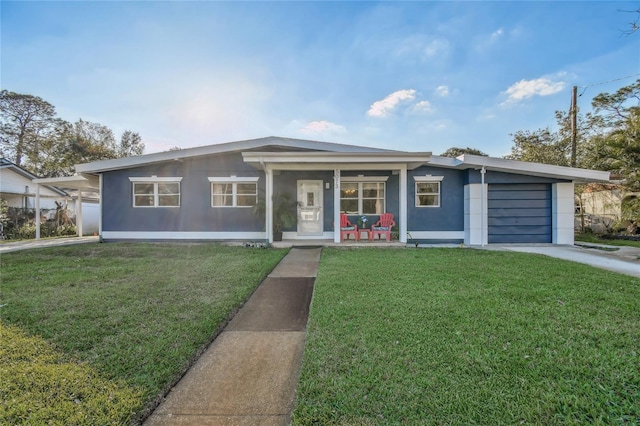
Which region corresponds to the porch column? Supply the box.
[35,184,41,240]
[552,182,574,244]
[265,167,273,243]
[399,166,407,243]
[76,191,83,237]
[98,174,103,237]
[333,169,341,243]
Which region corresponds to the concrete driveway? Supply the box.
[492,243,640,278]
[0,236,99,253]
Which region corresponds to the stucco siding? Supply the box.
[408,166,465,232]
[102,153,265,233]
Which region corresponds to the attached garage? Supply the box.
[488,183,552,243]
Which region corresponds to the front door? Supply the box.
[297,180,323,236]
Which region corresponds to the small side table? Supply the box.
[359,229,371,241]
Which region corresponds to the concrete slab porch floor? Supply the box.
[144,247,321,426]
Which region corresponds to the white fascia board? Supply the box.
[242,151,432,166]
[33,175,99,191]
[458,154,610,182]
[75,137,397,173]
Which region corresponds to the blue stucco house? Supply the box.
[74,136,609,245]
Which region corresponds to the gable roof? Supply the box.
[76,136,394,173]
[73,136,610,183]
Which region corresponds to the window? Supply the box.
[340,177,387,214]
[130,177,182,207]
[414,175,443,207]
[208,177,258,207]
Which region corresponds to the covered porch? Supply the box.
[242,151,432,244]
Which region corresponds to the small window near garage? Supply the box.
[414,175,444,208]
[208,176,259,207]
[130,177,182,208]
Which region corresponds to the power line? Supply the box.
[578,73,640,97]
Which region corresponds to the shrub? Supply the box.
[4,222,76,240]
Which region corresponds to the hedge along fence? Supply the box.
[0,324,143,425]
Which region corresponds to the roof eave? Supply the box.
[75,137,397,173]
[458,154,611,182]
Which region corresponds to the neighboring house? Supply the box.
[0,158,100,236]
[74,137,609,245]
[0,158,68,210]
[576,183,638,232]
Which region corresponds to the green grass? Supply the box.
[575,233,640,248]
[0,243,286,424]
[293,248,640,425]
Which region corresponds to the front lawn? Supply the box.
[294,248,640,425]
[0,243,286,424]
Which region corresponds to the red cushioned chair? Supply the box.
[340,214,358,242]
[371,213,396,242]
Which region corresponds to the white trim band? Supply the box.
[413,175,444,182]
[407,231,464,240]
[207,176,260,183]
[101,231,266,240]
[129,176,183,182]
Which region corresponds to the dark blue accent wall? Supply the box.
[102,153,265,232]
[408,166,465,231]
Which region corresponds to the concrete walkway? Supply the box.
[145,247,321,426]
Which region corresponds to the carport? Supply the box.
[32,174,100,240]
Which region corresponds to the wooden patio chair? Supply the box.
[371,213,396,242]
[340,214,358,242]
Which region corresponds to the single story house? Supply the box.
[73,136,609,245]
[1,158,68,210]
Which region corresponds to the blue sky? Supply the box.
[2,1,639,156]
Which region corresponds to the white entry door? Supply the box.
[297,180,323,236]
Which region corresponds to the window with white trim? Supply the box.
[130,177,182,208]
[208,176,258,207]
[414,175,443,207]
[340,176,387,214]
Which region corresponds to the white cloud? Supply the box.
[410,100,433,114]
[300,120,346,134]
[435,85,449,97]
[491,28,504,41]
[367,89,416,117]
[502,77,566,104]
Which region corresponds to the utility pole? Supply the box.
[570,85,578,167]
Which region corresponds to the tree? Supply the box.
[0,90,146,177]
[505,110,597,167]
[0,90,56,166]
[119,130,145,157]
[440,147,488,158]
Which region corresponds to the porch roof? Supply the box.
[241,151,433,170]
[32,174,100,191]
